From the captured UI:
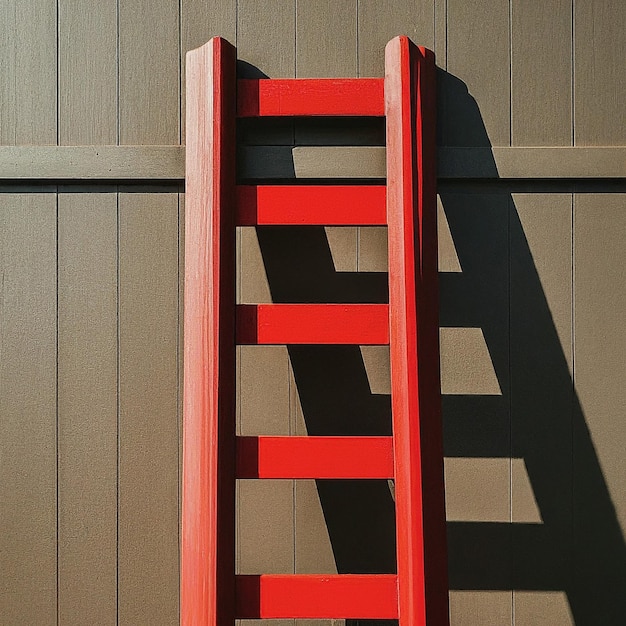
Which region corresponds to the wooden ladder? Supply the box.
[182,35,448,625]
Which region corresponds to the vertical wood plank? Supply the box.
[439,190,511,626]
[0,194,57,625]
[58,0,118,144]
[572,193,626,624]
[119,0,180,144]
[358,0,435,77]
[180,0,236,139]
[445,0,510,146]
[511,0,572,146]
[510,194,573,621]
[296,0,357,78]
[238,0,295,78]
[0,0,56,144]
[119,193,180,625]
[58,193,118,624]
[574,0,626,145]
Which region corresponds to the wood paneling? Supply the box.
[0,194,57,625]
[358,0,434,77]
[119,0,180,144]
[58,193,118,624]
[511,0,572,146]
[573,194,626,624]
[59,0,117,144]
[118,193,180,625]
[445,0,510,146]
[510,194,573,620]
[238,0,295,78]
[180,0,236,138]
[574,0,626,145]
[296,0,357,78]
[0,0,56,145]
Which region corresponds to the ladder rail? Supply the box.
[386,37,449,625]
[182,37,237,626]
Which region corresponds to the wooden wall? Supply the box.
[1,1,625,625]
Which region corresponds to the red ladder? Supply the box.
[183,36,448,625]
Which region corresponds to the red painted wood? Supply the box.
[182,37,237,626]
[385,37,449,625]
[236,185,387,226]
[237,78,384,117]
[235,574,398,619]
[236,304,390,345]
[236,436,394,479]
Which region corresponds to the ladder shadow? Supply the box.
[438,70,626,625]
[244,64,626,624]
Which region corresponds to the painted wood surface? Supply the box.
[235,574,398,619]
[236,304,389,345]
[236,185,387,226]
[182,37,237,626]
[236,436,394,479]
[237,78,384,117]
[386,36,449,625]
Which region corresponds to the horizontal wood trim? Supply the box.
[0,146,624,180]
[236,436,394,479]
[0,146,184,180]
[235,574,399,619]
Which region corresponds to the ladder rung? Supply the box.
[237,78,385,117]
[235,574,398,619]
[236,304,389,345]
[236,436,394,479]
[236,185,387,226]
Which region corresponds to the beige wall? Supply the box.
[1,1,625,624]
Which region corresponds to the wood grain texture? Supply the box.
[358,0,435,77]
[511,0,572,146]
[296,0,357,78]
[183,38,237,626]
[510,194,573,623]
[180,0,236,138]
[119,0,179,144]
[236,304,390,345]
[58,0,117,144]
[0,194,57,625]
[574,0,626,145]
[385,37,448,625]
[0,0,56,145]
[445,0,510,146]
[236,185,386,226]
[573,194,626,624]
[3,146,625,180]
[235,574,398,619]
[238,0,295,78]
[58,193,117,624]
[236,436,394,479]
[119,193,180,625]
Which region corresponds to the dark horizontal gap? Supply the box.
[0,181,183,192]
[236,177,386,185]
[238,116,385,147]
[440,178,626,192]
[3,179,624,191]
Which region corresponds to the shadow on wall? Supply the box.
[241,61,626,625]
